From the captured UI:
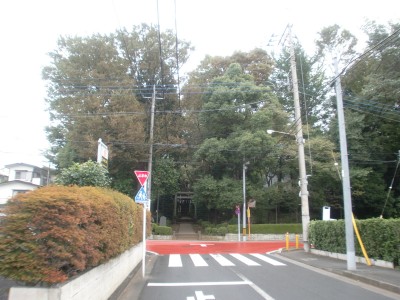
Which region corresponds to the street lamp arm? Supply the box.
[267,129,295,138]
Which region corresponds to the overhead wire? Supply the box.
[174,0,182,111]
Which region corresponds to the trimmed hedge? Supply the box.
[227,223,302,234]
[0,185,151,284]
[152,224,173,235]
[309,218,400,266]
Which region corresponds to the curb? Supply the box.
[332,270,400,295]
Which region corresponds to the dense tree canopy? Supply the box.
[43,21,400,223]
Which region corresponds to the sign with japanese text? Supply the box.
[134,170,149,186]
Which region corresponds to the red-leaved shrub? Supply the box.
[0,185,150,284]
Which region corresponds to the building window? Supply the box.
[15,171,28,180]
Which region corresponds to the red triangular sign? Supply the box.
[134,170,149,186]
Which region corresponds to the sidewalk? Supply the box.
[276,249,400,295]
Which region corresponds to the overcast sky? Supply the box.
[0,0,398,171]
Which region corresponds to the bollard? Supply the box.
[285,232,289,250]
[295,234,299,249]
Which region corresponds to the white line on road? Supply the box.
[168,254,182,267]
[148,281,250,287]
[230,253,260,266]
[250,253,286,266]
[210,254,235,266]
[190,254,208,266]
[234,271,275,300]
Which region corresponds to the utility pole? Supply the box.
[333,57,356,270]
[147,85,156,212]
[288,25,310,252]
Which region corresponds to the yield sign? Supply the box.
[134,170,149,186]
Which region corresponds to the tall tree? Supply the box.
[270,42,331,130]
[42,25,193,186]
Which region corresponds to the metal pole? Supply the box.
[242,161,247,241]
[333,57,356,270]
[288,25,310,252]
[142,201,147,277]
[238,209,241,242]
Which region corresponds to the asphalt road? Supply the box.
[134,241,398,300]
[140,253,397,300]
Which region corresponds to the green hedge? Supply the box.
[227,223,302,234]
[152,223,173,235]
[0,185,151,284]
[309,218,400,266]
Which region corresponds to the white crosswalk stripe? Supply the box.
[189,254,208,266]
[210,254,235,266]
[167,253,286,268]
[169,254,183,267]
[230,253,260,266]
[250,253,286,266]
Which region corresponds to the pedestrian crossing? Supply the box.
[167,253,286,268]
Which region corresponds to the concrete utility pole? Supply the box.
[333,57,356,270]
[288,25,310,252]
[147,85,156,212]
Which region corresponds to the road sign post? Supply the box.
[235,205,240,242]
[134,170,149,277]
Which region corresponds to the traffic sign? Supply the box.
[235,205,240,215]
[135,186,147,203]
[134,170,149,186]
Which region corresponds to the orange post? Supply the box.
[285,232,289,250]
[295,234,299,249]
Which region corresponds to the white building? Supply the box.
[0,163,54,206]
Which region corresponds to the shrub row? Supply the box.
[198,223,302,235]
[309,218,400,266]
[152,223,173,235]
[227,223,303,234]
[0,185,151,284]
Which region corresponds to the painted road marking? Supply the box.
[230,253,260,266]
[250,253,286,266]
[187,291,215,300]
[190,243,215,248]
[148,276,275,300]
[148,281,250,287]
[169,254,182,267]
[210,254,235,266]
[167,254,286,268]
[190,254,208,266]
[234,271,275,300]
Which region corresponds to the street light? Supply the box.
[267,129,310,252]
[243,160,249,241]
[267,129,292,137]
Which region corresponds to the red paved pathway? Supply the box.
[147,240,300,254]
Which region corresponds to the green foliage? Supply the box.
[152,224,173,235]
[42,20,400,224]
[309,218,400,265]
[193,176,242,222]
[0,186,150,284]
[152,157,180,197]
[227,223,302,234]
[205,225,229,236]
[55,160,112,187]
[199,222,302,235]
